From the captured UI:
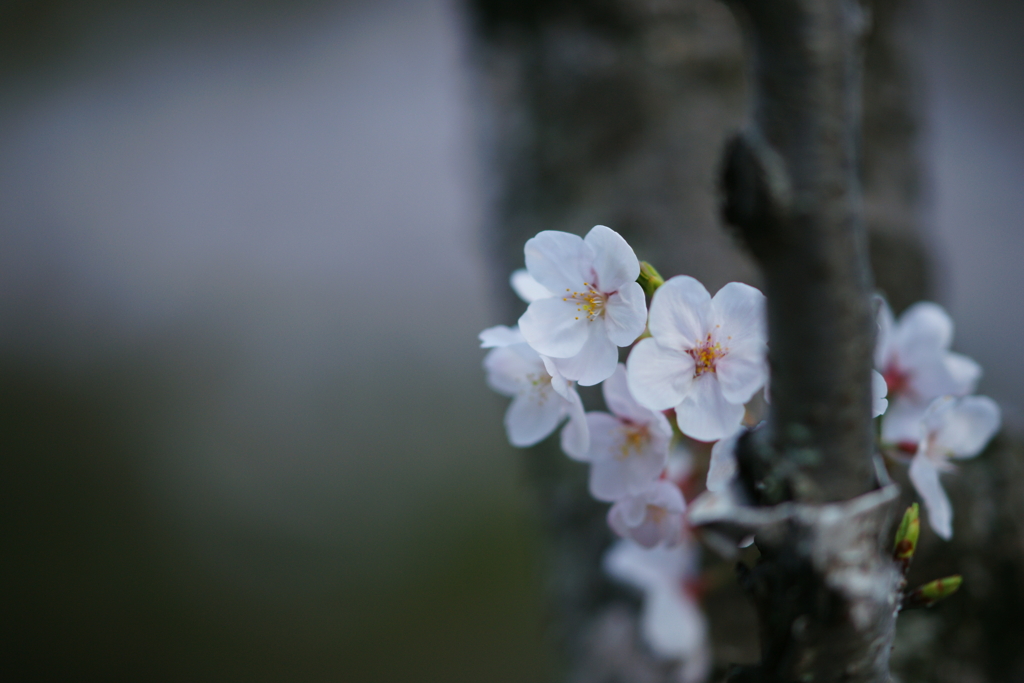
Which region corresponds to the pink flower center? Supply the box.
[563,282,607,321]
[896,441,918,456]
[883,364,910,396]
[688,333,726,377]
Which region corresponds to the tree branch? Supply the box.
[721,0,876,505]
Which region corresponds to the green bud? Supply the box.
[904,575,962,610]
[893,504,920,576]
[637,261,665,297]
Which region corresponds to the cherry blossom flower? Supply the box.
[908,395,1001,540]
[481,325,589,457]
[603,538,711,683]
[608,479,687,548]
[578,365,673,502]
[627,276,767,442]
[875,299,981,444]
[518,226,648,386]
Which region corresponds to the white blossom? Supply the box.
[608,479,687,548]
[603,539,711,682]
[875,299,981,444]
[627,276,767,442]
[481,325,589,457]
[578,365,673,502]
[518,226,648,386]
[908,395,1001,540]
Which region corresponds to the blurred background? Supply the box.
[1,0,1022,680]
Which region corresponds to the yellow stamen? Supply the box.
[615,424,650,461]
[688,333,726,377]
[526,372,553,405]
[561,284,607,322]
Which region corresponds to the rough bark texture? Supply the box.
[465,1,1024,682]
[691,485,902,682]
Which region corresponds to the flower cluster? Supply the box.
[874,299,1000,540]
[482,226,769,543]
[481,224,1001,671]
[481,225,772,672]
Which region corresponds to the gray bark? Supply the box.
[720,0,877,506]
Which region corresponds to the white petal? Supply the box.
[643,584,708,662]
[583,412,625,462]
[874,296,895,370]
[666,442,694,482]
[602,364,640,419]
[548,323,619,386]
[944,352,982,396]
[935,395,1001,459]
[523,230,588,293]
[518,296,591,358]
[907,355,960,401]
[674,375,745,442]
[872,370,889,418]
[894,302,954,362]
[603,539,665,591]
[584,224,640,291]
[706,434,739,493]
[590,457,633,502]
[716,340,768,404]
[881,397,927,445]
[604,282,648,346]
[625,445,672,495]
[626,339,696,411]
[483,344,544,397]
[505,389,565,447]
[561,389,593,458]
[510,269,552,303]
[625,517,671,548]
[609,496,648,532]
[709,281,767,348]
[541,355,572,398]
[909,453,953,540]
[586,422,670,501]
[647,479,687,513]
[632,512,684,548]
[603,364,667,428]
[648,276,711,350]
[479,324,524,348]
[604,538,700,592]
